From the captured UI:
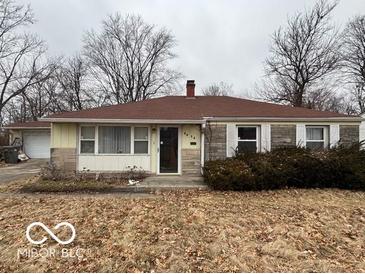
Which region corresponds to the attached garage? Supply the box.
[4,121,51,159]
[23,130,51,158]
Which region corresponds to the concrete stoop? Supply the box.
[131,175,208,191]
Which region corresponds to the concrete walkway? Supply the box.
[0,159,47,184]
[134,175,208,190]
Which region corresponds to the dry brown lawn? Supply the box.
[0,189,365,272]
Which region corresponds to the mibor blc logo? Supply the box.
[26,222,76,245]
[18,222,84,259]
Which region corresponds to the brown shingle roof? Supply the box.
[4,121,51,129]
[45,96,357,121]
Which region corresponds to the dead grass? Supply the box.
[0,177,126,194]
[0,189,365,272]
[0,160,9,168]
[19,179,116,193]
[0,177,38,193]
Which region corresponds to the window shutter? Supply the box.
[296,124,305,147]
[360,119,365,146]
[226,124,236,157]
[261,123,271,152]
[329,124,340,148]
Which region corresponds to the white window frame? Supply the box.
[305,125,329,149]
[133,127,149,154]
[78,125,150,155]
[79,126,96,155]
[237,125,261,153]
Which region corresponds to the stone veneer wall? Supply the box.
[271,125,296,149]
[204,123,226,160]
[339,125,359,147]
[51,148,77,172]
[181,148,201,176]
[181,125,201,176]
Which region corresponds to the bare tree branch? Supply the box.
[0,0,52,125]
[83,14,181,105]
[342,15,365,114]
[202,81,233,96]
[56,54,95,111]
[259,0,342,108]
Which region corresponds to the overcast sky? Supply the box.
[18,0,365,96]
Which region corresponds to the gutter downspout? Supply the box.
[200,122,206,175]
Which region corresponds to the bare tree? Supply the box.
[260,0,342,108]
[3,73,61,123]
[342,15,365,114]
[0,0,54,125]
[304,88,356,114]
[202,81,233,96]
[57,54,95,111]
[83,14,181,105]
[20,72,64,121]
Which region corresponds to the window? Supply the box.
[306,126,328,150]
[134,127,149,154]
[80,126,95,154]
[98,126,131,154]
[237,126,259,153]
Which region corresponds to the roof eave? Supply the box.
[204,116,363,122]
[40,116,362,124]
[2,126,51,129]
[40,118,206,124]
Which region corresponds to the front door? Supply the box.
[159,127,179,174]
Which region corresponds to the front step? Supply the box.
[138,175,207,189]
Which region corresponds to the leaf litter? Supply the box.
[0,188,364,272]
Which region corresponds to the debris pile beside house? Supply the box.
[0,136,29,164]
[128,179,140,186]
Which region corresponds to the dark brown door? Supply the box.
[159,127,178,173]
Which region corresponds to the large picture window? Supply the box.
[237,126,259,153]
[79,125,150,155]
[98,126,131,154]
[306,126,328,150]
[80,126,95,154]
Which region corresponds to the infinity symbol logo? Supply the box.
[26,222,76,245]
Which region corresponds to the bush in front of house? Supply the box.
[203,159,256,191]
[203,143,365,191]
[327,143,365,190]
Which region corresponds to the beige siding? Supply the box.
[51,123,77,148]
[182,125,200,149]
[150,126,158,173]
[79,155,151,172]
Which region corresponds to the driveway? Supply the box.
[0,159,48,184]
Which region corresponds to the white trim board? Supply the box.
[41,116,363,124]
[204,117,362,122]
[41,118,205,124]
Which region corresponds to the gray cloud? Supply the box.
[18,0,365,96]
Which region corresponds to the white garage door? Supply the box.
[23,130,51,159]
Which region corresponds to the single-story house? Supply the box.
[36,80,362,176]
[4,121,51,159]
